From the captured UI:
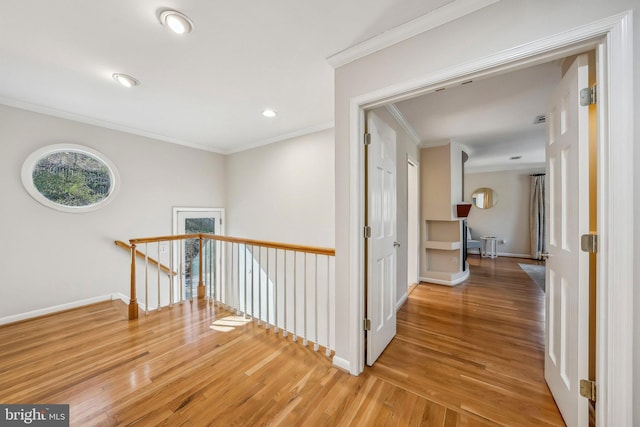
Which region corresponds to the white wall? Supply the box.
[333,4,639,420]
[465,169,543,257]
[0,105,225,320]
[225,128,334,248]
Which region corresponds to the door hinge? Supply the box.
[364,318,371,331]
[581,233,598,253]
[364,133,371,146]
[580,85,597,106]
[364,226,372,239]
[580,379,596,401]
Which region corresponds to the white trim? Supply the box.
[326,0,500,68]
[346,12,634,423]
[113,292,129,304]
[465,162,546,174]
[0,96,224,154]
[172,207,226,236]
[395,292,408,311]
[419,268,470,286]
[496,252,533,258]
[223,121,335,155]
[0,294,115,326]
[385,104,421,145]
[595,12,634,427]
[332,355,351,372]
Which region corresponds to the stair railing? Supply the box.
[124,233,335,356]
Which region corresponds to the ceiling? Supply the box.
[0,0,468,154]
[392,61,562,172]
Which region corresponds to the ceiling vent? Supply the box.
[533,114,546,124]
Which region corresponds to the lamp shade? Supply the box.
[456,203,472,218]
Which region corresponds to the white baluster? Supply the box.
[157,242,161,311]
[326,255,331,357]
[265,248,270,330]
[144,243,149,315]
[314,254,319,352]
[213,240,218,305]
[169,239,174,307]
[274,249,279,334]
[283,251,288,338]
[293,252,297,343]
[179,240,183,304]
[258,246,262,326]
[243,244,248,318]
[303,252,308,347]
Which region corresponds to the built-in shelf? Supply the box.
[424,240,460,250]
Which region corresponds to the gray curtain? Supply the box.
[530,175,546,259]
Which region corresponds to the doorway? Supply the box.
[351,13,633,426]
[172,207,225,300]
[407,159,419,290]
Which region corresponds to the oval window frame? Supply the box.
[21,144,120,213]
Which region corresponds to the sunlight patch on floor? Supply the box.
[210,315,252,332]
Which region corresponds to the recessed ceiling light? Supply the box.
[160,10,194,34]
[112,73,139,88]
[262,109,277,118]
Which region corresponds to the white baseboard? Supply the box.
[468,249,533,259]
[0,294,115,326]
[113,292,129,304]
[395,292,408,311]
[419,268,469,286]
[497,252,533,259]
[332,355,351,373]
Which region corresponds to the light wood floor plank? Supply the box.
[0,256,564,426]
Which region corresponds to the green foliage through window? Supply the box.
[32,152,111,207]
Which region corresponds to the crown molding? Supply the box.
[0,96,223,154]
[326,0,500,68]
[465,162,545,174]
[224,121,335,155]
[384,104,420,145]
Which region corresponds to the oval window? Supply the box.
[22,144,120,213]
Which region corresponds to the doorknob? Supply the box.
[394,241,400,247]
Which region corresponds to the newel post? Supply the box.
[128,242,139,319]
[197,235,205,299]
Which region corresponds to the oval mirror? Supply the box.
[471,187,498,209]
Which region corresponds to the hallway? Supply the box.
[370,256,564,425]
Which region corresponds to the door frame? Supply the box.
[172,207,226,236]
[406,155,419,297]
[347,12,633,426]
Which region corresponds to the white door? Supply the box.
[173,208,224,300]
[366,111,397,365]
[544,54,590,427]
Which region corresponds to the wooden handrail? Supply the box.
[124,233,335,319]
[114,240,177,276]
[129,233,335,256]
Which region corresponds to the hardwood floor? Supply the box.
[0,256,563,426]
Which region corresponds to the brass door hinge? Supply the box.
[364,226,372,239]
[581,233,598,253]
[580,379,596,401]
[364,133,371,146]
[364,318,371,331]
